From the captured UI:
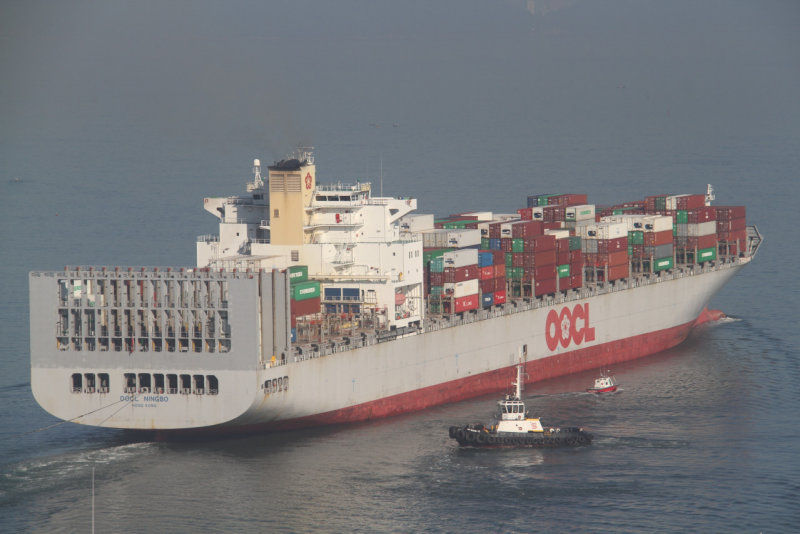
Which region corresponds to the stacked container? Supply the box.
[603,214,674,273]
[555,235,583,291]
[576,221,630,282]
[674,207,717,265]
[715,206,747,257]
[288,265,321,341]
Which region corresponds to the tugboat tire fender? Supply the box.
[476,433,488,445]
[455,429,466,441]
[465,431,477,442]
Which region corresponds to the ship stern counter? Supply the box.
[29,268,291,430]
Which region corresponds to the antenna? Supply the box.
[380,153,383,197]
[252,159,263,187]
[705,184,715,206]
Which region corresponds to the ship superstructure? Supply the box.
[30,149,762,433]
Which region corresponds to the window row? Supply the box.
[70,372,219,395]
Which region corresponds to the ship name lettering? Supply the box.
[545,303,596,352]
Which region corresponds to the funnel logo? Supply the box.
[305,173,312,190]
[545,303,596,351]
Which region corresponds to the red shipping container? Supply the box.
[429,271,444,286]
[569,272,583,288]
[534,277,557,296]
[608,263,629,281]
[524,234,556,252]
[488,222,503,238]
[543,222,563,231]
[570,250,584,265]
[501,238,513,252]
[557,250,571,265]
[556,237,571,254]
[543,205,566,222]
[493,263,506,278]
[512,220,544,237]
[517,207,532,221]
[291,296,321,317]
[685,234,717,250]
[608,250,629,266]
[715,206,746,220]
[493,290,507,305]
[716,218,746,233]
[548,193,588,206]
[644,230,673,246]
[454,294,479,313]
[687,206,716,223]
[479,278,495,294]
[495,276,506,290]
[676,194,706,210]
[534,263,557,280]
[597,237,628,253]
[480,266,495,280]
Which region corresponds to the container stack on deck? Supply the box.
[288,265,320,342]
[413,188,747,318]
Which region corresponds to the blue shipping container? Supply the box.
[481,293,494,308]
[478,252,494,267]
[489,238,501,250]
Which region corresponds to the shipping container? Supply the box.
[478,251,494,267]
[628,230,644,245]
[493,263,506,278]
[534,277,557,296]
[480,237,490,250]
[687,221,717,237]
[287,265,308,284]
[524,234,557,252]
[654,257,674,272]
[557,264,570,278]
[479,266,495,280]
[714,206,746,220]
[697,247,717,262]
[493,290,506,305]
[511,220,544,237]
[398,213,435,232]
[565,204,596,221]
[687,206,716,223]
[608,263,629,281]
[442,248,478,269]
[290,296,321,316]
[453,294,480,313]
[643,229,672,246]
[430,257,444,273]
[444,279,480,298]
[423,248,452,265]
[291,280,320,301]
[479,278,495,294]
[481,293,494,308]
[429,271,444,286]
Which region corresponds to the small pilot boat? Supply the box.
[586,371,618,393]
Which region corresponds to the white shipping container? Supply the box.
[444,279,480,298]
[493,214,521,222]
[565,204,596,221]
[446,229,481,248]
[399,214,434,232]
[462,211,493,221]
[530,207,545,220]
[478,222,491,237]
[687,221,717,237]
[419,229,448,249]
[602,214,643,231]
[581,238,599,253]
[665,194,689,210]
[545,229,570,239]
[643,215,673,233]
[443,248,478,268]
[500,222,514,237]
[579,221,627,240]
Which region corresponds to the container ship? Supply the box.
[29,148,762,434]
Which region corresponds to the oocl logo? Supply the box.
[545,303,596,352]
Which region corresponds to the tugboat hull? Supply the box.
[449,425,592,448]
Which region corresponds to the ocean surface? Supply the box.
[1,1,799,532]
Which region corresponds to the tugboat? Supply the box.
[448,365,592,448]
[586,370,618,393]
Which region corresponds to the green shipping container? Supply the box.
[423,248,451,265]
[509,267,524,280]
[511,238,525,253]
[654,257,674,272]
[430,257,445,273]
[288,265,308,284]
[676,210,688,224]
[557,264,570,278]
[481,237,490,249]
[628,231,644,245]
[291,280,320,301]
[568,236,582,251]
[429,286,444,296]
[505,253,513,268]
[697,247,717,262]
